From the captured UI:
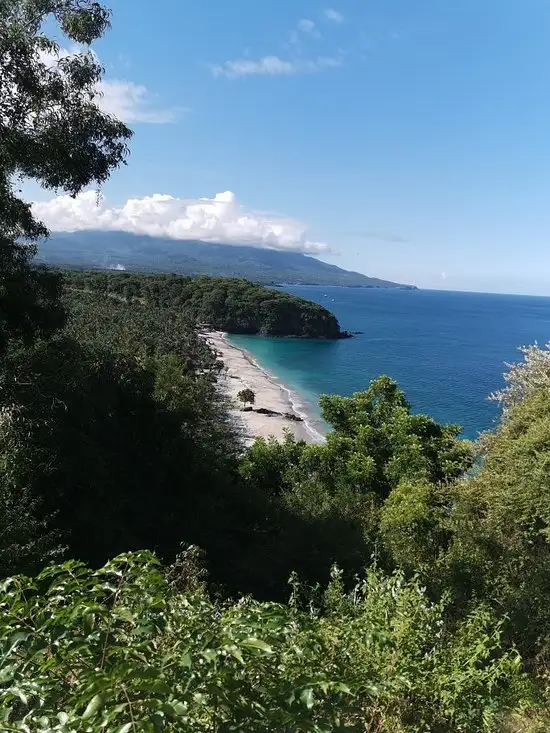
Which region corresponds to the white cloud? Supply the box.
[211,55,341,78]
[324,8,344,23]
[297,18,320,37]
[32,190,329,254]
[97,80,177,124]
[38,46,177,124]
[289,17,320,49]
[212,12,348,79]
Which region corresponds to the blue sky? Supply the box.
[33,0,550,295]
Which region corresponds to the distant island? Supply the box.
[63,270,351,339]
[37,230,417,289]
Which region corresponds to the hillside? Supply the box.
[63,270,350,338]
[36,230,416,288]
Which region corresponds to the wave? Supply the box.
[281,383,326,444]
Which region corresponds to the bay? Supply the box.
[228,287,550,439]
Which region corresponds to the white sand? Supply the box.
[203,331,322,445]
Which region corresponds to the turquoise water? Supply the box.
[228,287,550,439]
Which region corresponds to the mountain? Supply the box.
[35,230,416,289]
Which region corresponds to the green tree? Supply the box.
[379,479,453,575]
[0,327,247,573]
[238,388,255,408]
[447,388,550,657]
[0,0,131,352]
[0,0,131,574]
[490,341,550,416]
[237,376,474,594]
[0,407,64,577]
[378,348,550,663]
[317,376,473,497]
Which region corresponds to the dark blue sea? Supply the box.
[228,287,550,440]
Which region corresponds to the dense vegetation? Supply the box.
[63,269,349,338]
[1,2,550,730]
[37,230,417,288]
[3,273,550,728]
[0,552,531,733]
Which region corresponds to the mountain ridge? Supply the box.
[35,230,417,289]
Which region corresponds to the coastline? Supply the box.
[202,331,325,446]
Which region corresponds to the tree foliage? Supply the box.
[0,290,250,576]
[448,388,550,657]
[63,270,347,337]
[379,382,550,664]
[0,551,533,732]
[237,388,255,407]
[239,376,474,590]
[490,341,550,416]
[0,0,131,353]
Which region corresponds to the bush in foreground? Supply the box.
[0,551,536,732]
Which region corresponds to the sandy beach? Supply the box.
[203,331,322,445]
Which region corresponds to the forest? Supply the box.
[1,2,549,731]
[63,269,349,338]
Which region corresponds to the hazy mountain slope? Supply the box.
[36,231,416,288]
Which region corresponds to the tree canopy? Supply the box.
[0,0,131,353]
[238,388,255,406]
[63,270,348,337]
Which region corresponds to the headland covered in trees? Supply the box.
[2,1,550,729]
[64,270,352,339]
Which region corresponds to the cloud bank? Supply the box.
[32,191,329,254]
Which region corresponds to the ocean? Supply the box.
[227,287,550,440]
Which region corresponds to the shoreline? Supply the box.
[202,331,325,445]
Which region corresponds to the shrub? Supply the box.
[0,552,534,732]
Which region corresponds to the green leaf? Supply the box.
[171,702,187,716]
[10,687,28,706]
[82,612,95,635]
[226,647,245,664]
[82,693,105,719]
[127,666,161,680]
[9,631,29,648]
[116,724,134,733]
[241,638,273,653]
[332,682,351,694]
[300,688,315,709]
[0,664,17,684]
